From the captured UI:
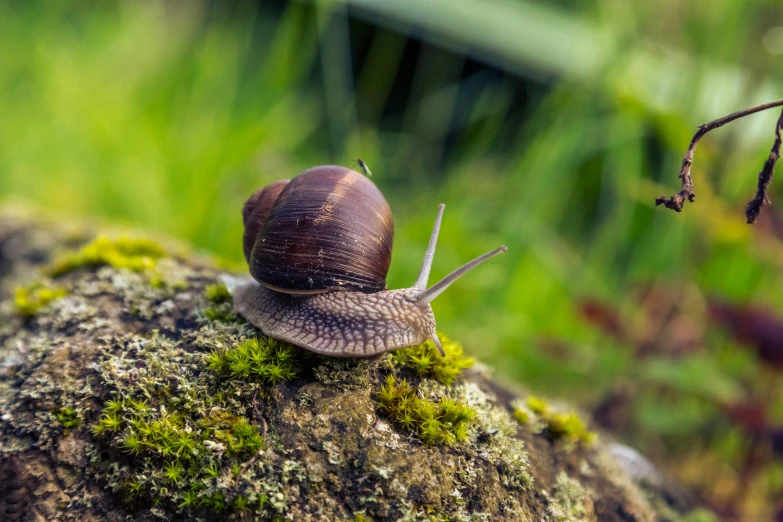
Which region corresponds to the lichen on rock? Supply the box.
[0,207,706,521]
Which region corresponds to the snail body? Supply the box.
[234,164,506,357]
[233,286,433,357]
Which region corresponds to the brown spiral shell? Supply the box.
[242,180,289,263]
[246,165,394,294]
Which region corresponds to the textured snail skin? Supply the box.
[233,282,435,357]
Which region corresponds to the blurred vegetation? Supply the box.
[2,0,783,519]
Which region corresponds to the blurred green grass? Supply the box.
[3,0,783,517]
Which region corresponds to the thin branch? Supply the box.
[745,107,783,223]
[655,100,783,219]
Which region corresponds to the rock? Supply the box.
[0,207,701,521]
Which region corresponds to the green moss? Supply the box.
[92,394,265,513]
[515,396,596,445]
[52,407,80,432]
[205,283,232,303]
[178,490,198,510]
[163,461,185,483]
[14,282,68,316]
[120,431,144,454]
[390,333,474,385]
[201,283,237,322]
[201,492,227,511]
[377,375,476,445]
[527,395,548,414]
[148,273,165,289]
[197,411,264,457]
[232,494,249,511]
[203,304,237,322]
[375,334,480,446]
[678,508,719,522]
[513,407,530,424]
[82,330,295,516]
[354,513,371,522]
[548,412,596,444]
[202,283,237,321]
[91,411,122,435]
[208,337,297,384]
[49,235,165,276]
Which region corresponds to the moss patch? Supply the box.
[375,335,480,446]
[514,407,530,425]
[52,406,80,433]
[90,332,284,516]
[207,337,297,384]
[202,282,237,322]
[390,333,474,385]
[205,283,232,303]
[203,304,237,322]
[679,509,720,522]
[49,235,165,277]
[514,396,596,446]
[377,375,476,445]
[93,397,264,465]
[13,282,68,316]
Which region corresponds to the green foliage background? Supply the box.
[2,0,783,517]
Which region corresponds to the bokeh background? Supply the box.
[2,0,783,519]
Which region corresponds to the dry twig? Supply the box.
[656,100,783,223]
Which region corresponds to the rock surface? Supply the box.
[0,207,699,521]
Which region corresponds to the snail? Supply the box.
[233,164,506,357]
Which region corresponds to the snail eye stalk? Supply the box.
[414,204,445,290]
[412,204,506,358]
[414,203,507,305]
[417,246,507,306]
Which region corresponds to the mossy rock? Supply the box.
[0,207,704,522]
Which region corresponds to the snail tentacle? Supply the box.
[430,332,446,357]
[414,204,445,290]
[416,245,508,305]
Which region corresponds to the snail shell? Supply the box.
[245,166,393,295]
[242,180,289,263]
